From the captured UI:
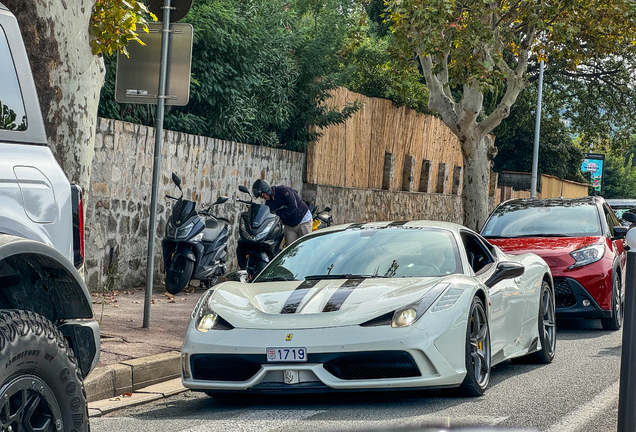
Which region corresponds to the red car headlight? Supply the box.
[569,244,605,269]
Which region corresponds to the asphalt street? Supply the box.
[92,318,623,432]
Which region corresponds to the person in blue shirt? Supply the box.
[252,179,312,246]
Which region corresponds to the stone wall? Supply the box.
[85,118,305,291]
[302,183,464,226]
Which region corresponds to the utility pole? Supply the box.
[143,0,172,328]
[530,59,544,199]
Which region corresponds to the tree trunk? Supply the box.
[461,134,492,231]
[4,0,104,192]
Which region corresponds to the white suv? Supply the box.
[0,4,98,431]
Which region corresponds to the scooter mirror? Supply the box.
[239,185,250,194]
[172,172,182,189]
[324,207,332,212]
[215,196,229,205]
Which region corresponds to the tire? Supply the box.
[0,310,89,432]
[513,280,556,364]
[165,255,195,294]
[601,273,623,331]
[459,296,491,397]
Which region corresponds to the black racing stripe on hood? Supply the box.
[322,278,365,312]
[280,279,320,314]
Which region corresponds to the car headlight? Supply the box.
[392,309,417,327]
[176,222,195,239]
[569,243,605,269]
[358,283,450,328]
[191,289,233,332]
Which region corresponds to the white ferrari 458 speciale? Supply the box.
[181,221,555,397]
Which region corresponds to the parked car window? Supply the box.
[0,25,27,131]
[461,232,494,275]
[256,228,463,281]
[482,200,602,238]
[603,204,620,237]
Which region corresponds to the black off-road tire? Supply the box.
[601,273,623,331]
[512,280,556,364]
[459,296,491,397]
[0,310,89,432]
[165,257,195,294]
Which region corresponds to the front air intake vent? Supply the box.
[323,351,420,380]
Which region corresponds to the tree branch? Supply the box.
[417,51,459,131]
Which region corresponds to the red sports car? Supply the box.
[481,197,629,330]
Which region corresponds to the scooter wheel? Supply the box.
[165,256,194,294]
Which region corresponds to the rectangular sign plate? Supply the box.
[115,23,193,106]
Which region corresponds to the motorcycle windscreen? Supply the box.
[172,200,197,226]
[249,203,277,228]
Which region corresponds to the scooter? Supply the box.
[309,204,333,231]
[235,185,285,279]
[162,173,230,294]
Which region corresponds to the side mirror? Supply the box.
[323,206,332,212]
[623,212,636,224]
[171,172,182,189]
[239,185,250,195]
[485,261,525,288]
[215,196,229,205]
[226,270,249,283]
[614,226,629,240]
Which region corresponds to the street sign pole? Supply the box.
[618,230,636,432]
[530,59,544,199]
[143,0,172,329]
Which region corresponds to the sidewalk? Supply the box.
[85,284,206,411]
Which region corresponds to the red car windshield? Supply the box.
[482,201,602,238]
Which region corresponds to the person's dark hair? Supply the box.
[252,179,272,197]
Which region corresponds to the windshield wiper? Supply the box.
[482,235,508,239]
[304,274,390,280]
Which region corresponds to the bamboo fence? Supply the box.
[306,88,463,194]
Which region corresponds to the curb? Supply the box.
[84,351,182,403]
[88,378,188,417]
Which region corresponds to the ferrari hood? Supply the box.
[207,277,450,330]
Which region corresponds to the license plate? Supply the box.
[266,347,307,362]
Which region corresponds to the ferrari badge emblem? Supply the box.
[285,334,293,341]
[284,370,295,384]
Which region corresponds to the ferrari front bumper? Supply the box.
[181,316,468,392]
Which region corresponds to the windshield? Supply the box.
[482,201,602,238]
[255,228,463,281]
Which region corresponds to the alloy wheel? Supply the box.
[0,374,62,432]
[615,277,623,324]
[469,302,491,388]
[542,287,556,357]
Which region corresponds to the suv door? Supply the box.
[0,10,73,261]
